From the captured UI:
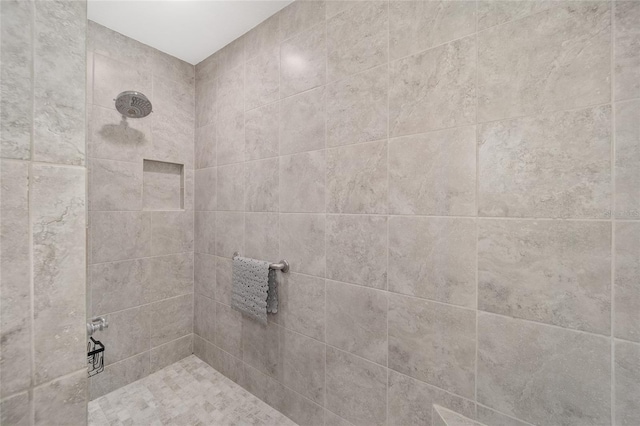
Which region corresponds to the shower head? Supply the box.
[114,91,152,118]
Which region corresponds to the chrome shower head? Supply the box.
[114,91,152,118]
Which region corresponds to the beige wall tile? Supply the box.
[478,106,611,218]
[145,253,194,302]
[196,78,216,128]
[245,14,281,61]
[477,312,611,426]
[91,211,151,263]
[615,340,640,425]
[219,37,245,75]
[280,151,326,213]
[326,280,387,365]
[389,217,476,308]
[196,124,216,169]
[34,370,86,426]
[326,214,387,289]
[33,1,86,165]
[150,334,193,373]
[276,272,325,341]
[326,65,388,148]
[615,222,640,342]
[476,405,533,426]
[149,294,193,347]
[195,252,216,299]
[0,0,32,160]
[477,0,555,31]
[280,87,326,155]
[215,211,244,257]
[280,24,326,97]
[195,295,216,343]
[390,36,476,137]
[32,165,86,384]
[326,347,387,426]
[194,211,216,255]
[280,0,325,41]
[478,3,611,122]
[615,1,640,101]
[0,392,30,426]
[245,212,279,262]
[327,1,388,82]
[216,70,244,166]
[389,0,476,60]
[195,167,217,211]
[215,256,233,305]
[142,160,183,210]
[89,105,152,163]
[615,100,640,219]
[150,211,194,255]
[281,328,325,405]
[89,352,150,400]
[89,260,144,313]
[264,375,325,426]
[279,213,326,277]
[327,140,388,214]
[245,48,280,111]
[216,302,244,358]
[389,126,476,216]
[217,163,245,211]
[388,371,475,426]
[245,157,279,212]
[242,317,280,377]
[90,159,142,211]
[388,294,476,399]
[245,103,279,161]
[101,306,151,365]
[479,219,611,334]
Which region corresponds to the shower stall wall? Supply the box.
[85,21,196,400]
[1,0,88,424]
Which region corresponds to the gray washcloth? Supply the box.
[231,256,278,324]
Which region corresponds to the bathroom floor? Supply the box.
[88,355,297,426]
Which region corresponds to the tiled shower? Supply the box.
[1,0,639,425]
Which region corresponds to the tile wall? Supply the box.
[1,0,88,424]
[86,22,195,399]
[193,1,640,426]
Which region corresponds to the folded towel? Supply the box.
[231,256,278,324]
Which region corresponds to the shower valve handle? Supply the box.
[87,317,108,336]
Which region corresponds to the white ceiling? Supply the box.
[88,0,293,65]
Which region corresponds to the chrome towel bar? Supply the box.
[233,252,290,273]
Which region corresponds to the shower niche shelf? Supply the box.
[143,159,184,210]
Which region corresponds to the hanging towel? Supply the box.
[231,256,278,324]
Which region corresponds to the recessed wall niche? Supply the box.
[143,159,184,210]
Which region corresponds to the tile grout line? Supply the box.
[29,1,36,422]
[610,2,616,425]
[474,0,480,414]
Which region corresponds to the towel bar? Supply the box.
[233,252,290,273]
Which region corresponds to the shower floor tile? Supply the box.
[88,355,297,426]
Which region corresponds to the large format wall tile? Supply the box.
[195,167,217,211]
[32,165,86,384]
[390,36,476,137]
[478,2,611,122]
[89,158,142,211]
[327,1,388,82]
[615,1,640,101]
[101,306,150,365]
[216,163,245,211]
[389,0,476,61]
[89,352,150,400]
[149,294,193,347]
[279,151,326,213]
[389,217,476,308]
[195,295,216,343]
[279,87,326,155]
[388,294,476,399]
[0,392,30,426]
[477,312,611,426]
[150,211,194,255]
[245,103,279,161]
[326,280,387,365]
[1,0,32,160]
[215,211,244,257]
[146,253,194,302]
[276,273,325,341]
[389,126,476,216]
[327,141,388,214]
[280,24,326,97]
[33,0,86,165]
[245,212,279,262]
[34,370,86,426]
[615,100,640,219]
[326,65,387,148]
[242,316,280,377]
[91,211,151,263]
[281,329,325,405]
[478,106,611,218]
[326,214,387,289]
[0,161,30,397]
[388,371,475,426]
[196,124,216,169]
[615,340,640,425]
[245,14,280,61]
[245,157,279,212]
[89,105,152,163]
[479,219,611,334]
[615,221,640,342]
[195,211,216,255]
[279,214,326,277]
[325,347,387,426]
[150,334,193,373]
[476,0,555,30]
[245,48,279,111]
[280,0,325,41]
[216,69,244,166]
